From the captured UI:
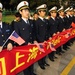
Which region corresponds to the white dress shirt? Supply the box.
[22,17,28,24]
[0,22,2,28]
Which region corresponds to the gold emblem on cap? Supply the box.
[24,2,26,4]
[44,5,46,8]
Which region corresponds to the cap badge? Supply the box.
[24,2,26,4]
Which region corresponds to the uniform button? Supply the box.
[30,37,32,39]
[30,33,32,34]
[23,28,25,30]
[3,40,5,42]
[2,35,4,37]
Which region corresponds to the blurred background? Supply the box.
[0,0,75,23]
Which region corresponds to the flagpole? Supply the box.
[2,30,15,49]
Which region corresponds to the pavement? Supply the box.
[17,42,75,75]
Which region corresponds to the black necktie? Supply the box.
[62,18,64,22]
[0,25,2,33]
[43,18,45,22]
[26,20,29,24]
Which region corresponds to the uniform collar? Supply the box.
[0,22,2,28]
[22,17,28,23]
[51,16,55,20]
[39,16,44,21]
[59,15,64,18]
[70,15,73,17]
[66,15,70,18]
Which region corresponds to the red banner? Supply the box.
[0,28,75,75]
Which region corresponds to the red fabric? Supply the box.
[71,22,75,28]
[0,28,75,75]
[34,43,45,53]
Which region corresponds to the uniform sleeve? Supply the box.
[48,20,53,37]
[5,24,14,47]
[47,20,51,38]
[57,19,61,32]
[14,22,20,35]
[34,20,39,41]
[32,20,37,41]
[12,22,20,46]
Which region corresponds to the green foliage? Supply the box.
[2,15,15,24]
[3,10,16,15]
[0,0,75,10]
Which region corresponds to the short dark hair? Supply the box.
[15,12,21,18]
[0,10,2,13]
[33,12,38,15]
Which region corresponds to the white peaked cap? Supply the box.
[57,6,64,12]
[70,7,73,11]
[64,7,70,12]
[17,1,29,11]
[0,3,3,11]
[36,4,47,10]
[49,6,57,12]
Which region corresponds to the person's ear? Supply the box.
[19,11,22,15]
[38,11,40,14]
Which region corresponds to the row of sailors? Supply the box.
[31,6,75,22]
[0,1,75,75]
